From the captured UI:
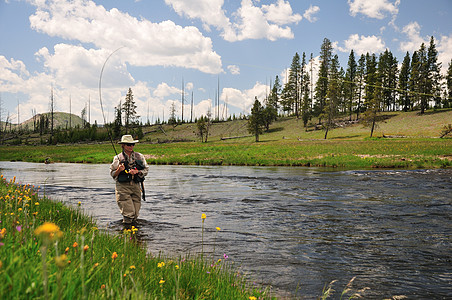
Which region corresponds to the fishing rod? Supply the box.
[98,47,147,202]
[98,46,126,156]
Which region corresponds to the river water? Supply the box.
[1,161,451,299]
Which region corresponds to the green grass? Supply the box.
[0,176,274,299]
[1,109,451,169]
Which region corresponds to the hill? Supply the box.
[2,112,85,131]
[141,109,452,143]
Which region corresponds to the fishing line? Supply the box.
[98,46,126,156]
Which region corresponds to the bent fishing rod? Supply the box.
[98,46,125,156]
[98,47,147,201]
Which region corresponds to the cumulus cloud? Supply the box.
[221,81,268,113]
[348,0,399,19]
[338,34,386,55]
[28,0,222,74]
[166,0,301,42]
[303,5,320,23]
[227,65,240,75]
[438,34,452,73]
[399,22,428,53]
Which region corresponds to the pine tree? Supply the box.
[355,54,366,119]
[345,50,357,120]
[281,53,301,116]
[427,36,442,108]
[409,51,420,110]
[247,97,265,142]
[364,53,378,111]
[399,52,411,111]
[113,101,122,138]
[446,59,452,108]
[268,75,281,112]
[314,38,333,122]
[322,55,341,139]
[122,88,139,133]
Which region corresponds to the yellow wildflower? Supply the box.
[129,265,136,270]
[159,279,165,284]
[112,252,118,261]
[73,242,78,248]
[35,202,39,206]
[249,297,257,300]
[83,245,89,252]
[34,222,63,240]
[216,227,221,231]
[0,228,6,239]
[157,262,165,268]
[201,213,206,220]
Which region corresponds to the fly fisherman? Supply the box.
[110,135,149,226]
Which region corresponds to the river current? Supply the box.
[0,161,451,299]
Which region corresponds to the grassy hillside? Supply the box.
[143,109,452,143]
[2,112,85,131]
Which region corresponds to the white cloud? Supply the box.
[227,65,240,75]
[166,0,301,42]
[153,82,181,99]
[303,5,320,23]
[348,0,399,19]
[221,81,268,113]
[437,34,452,74]
[399,22,428,53]
[28,0,222,74]
[338,34,386,55]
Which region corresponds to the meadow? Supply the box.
[1,110,451,169]
[0,175,275,299]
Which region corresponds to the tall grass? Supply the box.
[0,175,274,299]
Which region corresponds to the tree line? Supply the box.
[247,36,452,140]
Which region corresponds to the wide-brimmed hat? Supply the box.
[118,135,139,144]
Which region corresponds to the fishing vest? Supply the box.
[117,152,145,183]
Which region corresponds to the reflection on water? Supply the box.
[1,161,451,299]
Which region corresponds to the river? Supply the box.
[0,161,451,299]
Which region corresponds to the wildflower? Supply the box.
[216,227,221,231]
[33,212,38,216]
[112,252,118,261]
[0,228,6,239]
[175,265,179,270]
[55,254,68,268]
[159,279,165,284]
[18,208,22,212]
[83,245,89,252]
[35,202,39,206]
[73,242,78,248]
[94,263,99,268]
[157,262,165,268]
[101,284,106,289]
[129,265,136,270]
[218,258,221,263]
[223,253,229,260]
[16,226,21,232]
[64,247,69,254]
[249,297,257,300]
[201,213,206,220]
[34,222,63,240]
[78,201,81,206]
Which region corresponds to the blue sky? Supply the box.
[0,0,451,125]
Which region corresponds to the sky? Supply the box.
[0,0,451,125]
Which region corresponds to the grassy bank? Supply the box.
[1,110,451,169]
[0,175,274,299]
[0,138,450,169]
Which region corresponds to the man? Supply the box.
[110,134,149,226]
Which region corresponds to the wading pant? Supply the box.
[115,181,141,224]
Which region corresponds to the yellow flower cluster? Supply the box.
[34,222,63,240]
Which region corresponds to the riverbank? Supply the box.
[1,138,451,169]
[1,110,451,169]
[0,175,274,299]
